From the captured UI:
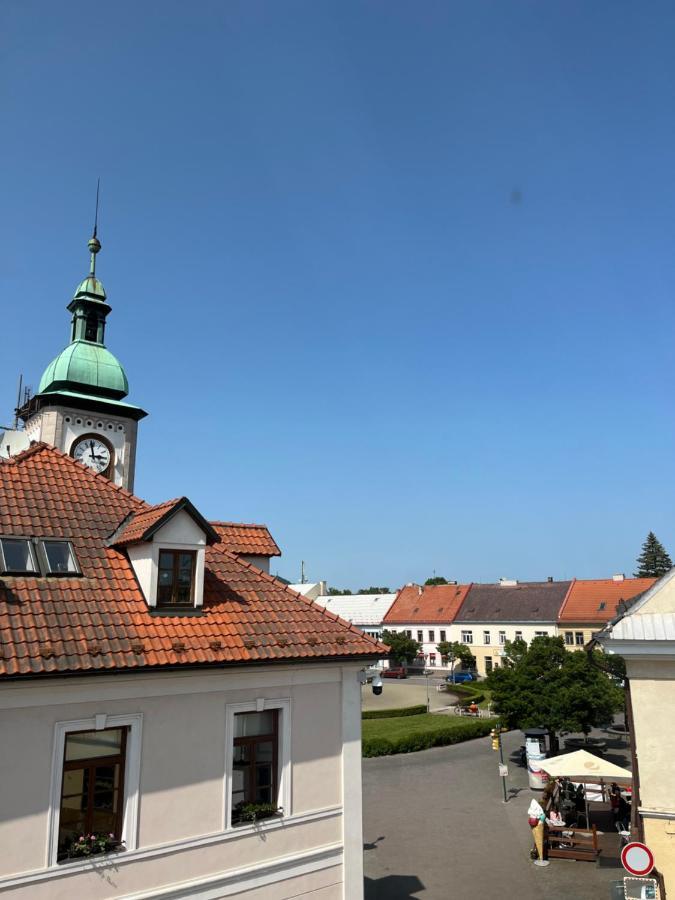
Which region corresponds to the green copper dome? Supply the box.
[38,340,129,400]
[73,273,107,301]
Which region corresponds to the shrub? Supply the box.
[362,718,495,757]
[362,705,427,720]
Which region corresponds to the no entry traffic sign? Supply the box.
[621,842,655,877]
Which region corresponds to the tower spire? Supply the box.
[88,179,101,277]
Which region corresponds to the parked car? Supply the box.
[383,667,408,679]
[445,672,474,683]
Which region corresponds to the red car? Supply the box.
[383,667,407,679]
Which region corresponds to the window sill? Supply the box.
[56,847,126,867]
[148,606,203,616]
[231,812,284,830]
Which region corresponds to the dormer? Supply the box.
[109,498,219,611]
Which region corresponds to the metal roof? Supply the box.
[606,613,675,642]
[314,594,397,626]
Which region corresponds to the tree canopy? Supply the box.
[381,630,421,665]
[487,636,624,738]
[358,586,391,594]
[424,576,448,586]
[635,531,673,578]
[436,641,474,678]
[327,588,352,595]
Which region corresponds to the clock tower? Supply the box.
[16,230,147,491]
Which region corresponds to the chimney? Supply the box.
[418,585,423,596]
[612,573,625,582]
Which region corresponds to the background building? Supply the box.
[558,575,655,648]
[451,579,571,677]
[314,592,397,641]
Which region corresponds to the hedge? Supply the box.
[362,705,427,720]
[362,718,496,757]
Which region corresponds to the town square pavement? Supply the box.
[363,718,630,899]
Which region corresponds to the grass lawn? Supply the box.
[362,711,499,757]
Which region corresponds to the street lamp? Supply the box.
[424,670,430,713]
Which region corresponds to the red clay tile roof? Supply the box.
[558,577,656,624]
[210,522,281,558]
[111,497,220,547]
[383,583,472,625]
[0,445,384,677]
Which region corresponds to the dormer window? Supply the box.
[43,540,79,575]
[0,538,39,574]
[157,550,195,608]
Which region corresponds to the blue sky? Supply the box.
[2,1,675,589]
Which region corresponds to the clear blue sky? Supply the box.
[2,1,675,589]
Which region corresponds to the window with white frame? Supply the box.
[461,630,473,644]
[49,714,142,866]
[534,631,548,637]
[483,630,491,645]
[417,630,423,642]
[515,631,523,641]
[428,629,435,642]
[575,631,584,645]
[499,631,506,645]
[225,699,290,830]
[440,630,446,642]
[564,631,573,645]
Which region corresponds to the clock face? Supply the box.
[72,436,112,475]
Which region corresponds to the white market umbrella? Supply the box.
[540,749,632,784]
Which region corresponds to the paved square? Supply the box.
[363,724,629,899]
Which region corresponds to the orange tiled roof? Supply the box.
[210,522,281,558]
[383,583,472,625]
[0,445,384,677]
[558,577,656,624]
[111,497,220,547]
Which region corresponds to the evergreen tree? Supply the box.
[424,576,448,586]
[634,531,673,578]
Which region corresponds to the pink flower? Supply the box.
[79,835,85,841]
[90,834,96,840]
[108,833,114,839]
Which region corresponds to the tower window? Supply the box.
[85,316,98,342]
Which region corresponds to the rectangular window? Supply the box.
[428,629,435,642]
[429,652,436,665]
[461,630,473,644]
[417,630,423,642]
[499,631,506,645]
[575,632,585,645]
[0,537,38,574]
[534,631,548,638]
[405,630,412,639]
[515,631,523,641]
[440,630,446,642]
[483,630,491,645]
[231,710,279,826]
[485,657,493,674]
[43,540,79,575]
[564,631,573,645]
[157,550,195,607]
[57,727,127,861]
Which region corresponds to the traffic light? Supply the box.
[491,728,500,751]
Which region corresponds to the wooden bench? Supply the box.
[545,824,599,862]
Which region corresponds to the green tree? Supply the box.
[487,636,624,747]
[381,630,421,665]
[327,587,352,595]
[635,531,673,578]
[424,576,448,586]
[358,586,391,594]
[436,641,475,681]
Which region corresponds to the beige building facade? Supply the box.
[598,571,675,895]
[0,662,364,900]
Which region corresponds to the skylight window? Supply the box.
[0,538,38,574]
[43,541,79,575]
[598,601,606,610]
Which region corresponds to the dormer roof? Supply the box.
[0,444,385,677]
[110,497,220,547]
